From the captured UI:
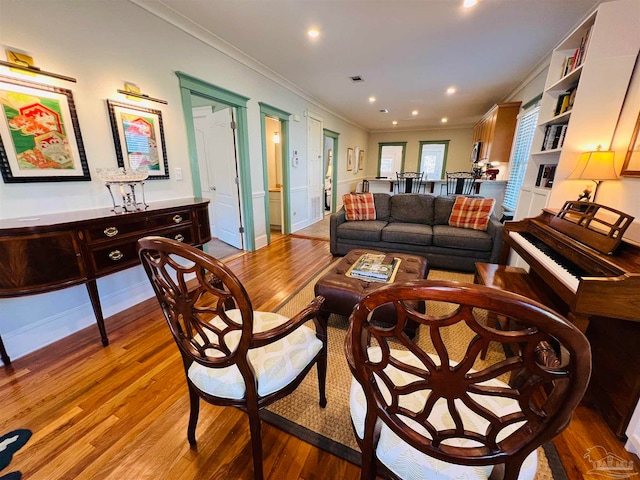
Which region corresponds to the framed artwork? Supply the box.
[347,147,354,171]
[358,148,365,171]
[621,110,640,177]
[106,100,169,179]
[0,75,90,183]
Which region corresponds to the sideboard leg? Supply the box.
[86,280,109,346]
[0,335,11,366]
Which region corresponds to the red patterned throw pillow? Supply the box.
[448,196,495,231]
[343,193,376,221]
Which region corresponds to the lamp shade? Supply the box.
[569,147,617,181]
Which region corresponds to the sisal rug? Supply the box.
[262,261,568,479]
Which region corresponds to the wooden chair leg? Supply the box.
[246,402,264,480]
[318,314,328,408]
[187,386,200,446]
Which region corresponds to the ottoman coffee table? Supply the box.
[314,249,429,338]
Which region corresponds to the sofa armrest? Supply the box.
[330,208,346,255]
[487,215,504,264]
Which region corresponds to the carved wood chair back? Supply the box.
[345,280,591,480]
[446,171,477,195]
[138,236,327,480]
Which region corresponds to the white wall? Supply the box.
[0,0,368,360]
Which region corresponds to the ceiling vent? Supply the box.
[349,75,364,82]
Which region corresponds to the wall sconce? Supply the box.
[273,132,280,144]
[116,82,167,105]
[568,145,617,202]
[1,49,76,82]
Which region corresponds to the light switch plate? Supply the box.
[175,167,183,180]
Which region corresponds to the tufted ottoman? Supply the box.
[314,249,429,338]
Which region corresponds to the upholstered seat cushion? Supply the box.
[381,223,433,246]
[188,310,322,400]
[350,348,537,480]
[337,220,387,242]
[432,225,493,251]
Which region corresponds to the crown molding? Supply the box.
[128,0,368,131]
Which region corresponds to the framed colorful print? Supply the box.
[106,100,169,179]
[0,75,90,183]
[347,147,354,171]
[621,110,640,177]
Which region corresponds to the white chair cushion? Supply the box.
[350,348,537,480]
[188,310,323,400]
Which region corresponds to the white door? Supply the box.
[307,115,323,224]
[192,105,243,249]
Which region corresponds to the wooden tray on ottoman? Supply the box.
[314,249,429,338]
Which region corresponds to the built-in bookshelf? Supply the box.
[514,0,639,220]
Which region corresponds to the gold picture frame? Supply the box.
[347,147,354,171]
[621,110,640,177]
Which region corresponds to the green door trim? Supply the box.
[176,71,255,251]
[377,142,407,175]
[259,102,291,240]
[418,140,450,180]
[323,129,340,213]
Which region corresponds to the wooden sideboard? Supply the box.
[0,197,211,365]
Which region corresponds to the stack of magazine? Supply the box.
[348,253,400,283]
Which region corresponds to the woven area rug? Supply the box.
[262,261,568,479]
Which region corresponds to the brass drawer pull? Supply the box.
[104,226,118,237]
[174,234,185,242]
[172,215,183,224]
[108,250,124,261]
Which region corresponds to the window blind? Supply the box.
[503,105,540,211]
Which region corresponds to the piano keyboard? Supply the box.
[509,231,585,293]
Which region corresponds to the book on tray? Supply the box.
[348,253,400,282]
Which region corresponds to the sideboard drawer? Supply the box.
[84,209,192,243]
[90,225,194,275]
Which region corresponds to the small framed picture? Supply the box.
[347,147,354,171]
[106,100,169,179]
[621,110,640,177]
[358,149,365,171]
[0,75,90,183]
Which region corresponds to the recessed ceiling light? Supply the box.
[463,0,478,8]
[447,87,456,95]
[307,29,320,38]
[379,109,388,113]
[369,96,376,103]
[441,117,448,123]
[392,120,398,125]
[412,110,418,116]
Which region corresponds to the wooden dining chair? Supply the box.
[345,280,591,480]
[138,236,327,480]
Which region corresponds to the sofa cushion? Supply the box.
[343,193,376,221]
[434,195,457,225]
[388,194,435,225]
[449,196,496,231]
[381,223,433,246]
[337,220,387,242]
[432,225,493,251]
[373,193,391,221]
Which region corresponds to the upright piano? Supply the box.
[501,201,640,437]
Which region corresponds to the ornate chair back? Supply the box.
[396,171,425,193]
[346,280,591,480]
[446,171,476,195]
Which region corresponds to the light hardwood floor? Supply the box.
[1,235,637,479]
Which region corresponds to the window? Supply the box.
[377,143,406,178]
[419,141,449,180]
[503,104,540,211]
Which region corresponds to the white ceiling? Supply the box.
[139,0,601,131]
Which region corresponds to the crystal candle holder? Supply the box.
[96,167,149,212]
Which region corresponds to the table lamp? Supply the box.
[568,146,617,202]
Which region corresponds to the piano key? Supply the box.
[509,231,581,293]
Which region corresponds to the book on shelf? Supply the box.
[554,94,570,116]
[576,24,593,68]
[536,164,557,187]
[541,123,567,151]
[562,56,575,77]
[347,253,400,283]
